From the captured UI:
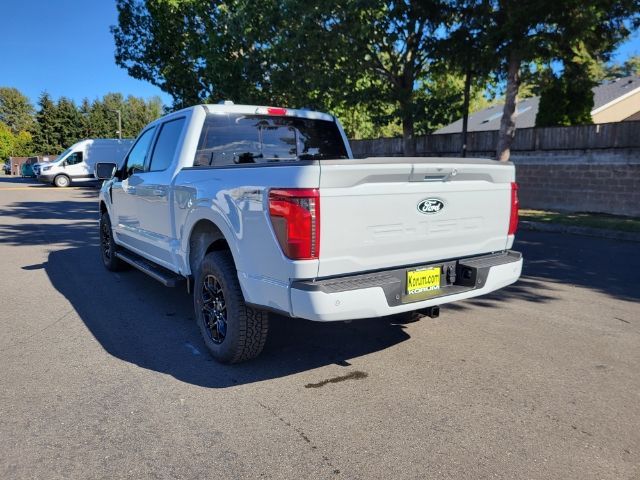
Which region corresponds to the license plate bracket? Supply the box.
[406,266,441,296]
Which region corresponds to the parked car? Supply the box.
[32,160,52,177]
[37,139,133,187]
[20,162,35,178]
[96,103,522,364]
[2,161,10,174]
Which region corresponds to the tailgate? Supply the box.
[317,157,514,278]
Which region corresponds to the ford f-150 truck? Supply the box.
[96,103,522,363]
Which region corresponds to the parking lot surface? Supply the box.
[1,176,639,479]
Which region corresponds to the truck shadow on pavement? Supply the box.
[0,199,97,221]
[448,229,640,312]
[41,245,411,388]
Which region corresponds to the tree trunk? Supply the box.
[461,68,472,158]
[402,115,416,156]
[496,50,521,162]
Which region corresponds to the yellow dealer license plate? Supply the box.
[407,266,441,295]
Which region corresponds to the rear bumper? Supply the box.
[290,250,523,321]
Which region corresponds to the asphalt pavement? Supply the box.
[1,176,639,479]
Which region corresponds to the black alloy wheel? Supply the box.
[101,219,112,261]
[201,274,227,344]
[99,212,126,271]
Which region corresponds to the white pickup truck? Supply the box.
[96,103,522,363]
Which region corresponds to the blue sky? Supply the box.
[1,1,639,109]
[0,0,172,106]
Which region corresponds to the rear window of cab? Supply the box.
[194,114,348,167]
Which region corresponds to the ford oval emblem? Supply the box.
[417,198,445,214]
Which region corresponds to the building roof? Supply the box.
[434,75,640,134]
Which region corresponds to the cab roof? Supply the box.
[164,103,335,123]
[203,104,335,122]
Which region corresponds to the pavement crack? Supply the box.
[2,309,74,351]
[257,401,340,475]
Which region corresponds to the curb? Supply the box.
[520,220,640,243]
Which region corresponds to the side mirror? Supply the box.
[95,162,118,180]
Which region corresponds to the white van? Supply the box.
[37,139,133,187]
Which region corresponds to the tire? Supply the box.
[54,175,70,188]
[100,212,126,271]
[194,251,269,364]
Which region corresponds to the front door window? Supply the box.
[65,152,83,165]
[125,127,156,177]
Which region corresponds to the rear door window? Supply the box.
[148,117,186,172]
[194,114,347,167]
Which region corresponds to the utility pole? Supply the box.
[461,68,471,158]
[112,109,122,139]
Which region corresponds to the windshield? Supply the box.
[194,114,348,167]
[55,147,74,163]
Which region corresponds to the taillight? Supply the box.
[266,107,287,116]
[255,106,288,116]
[508,182,519,235]
[268,189,320,260]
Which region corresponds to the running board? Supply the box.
[115,250,185,287]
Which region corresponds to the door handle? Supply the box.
[125,186,136,194]
[151,189,165,197]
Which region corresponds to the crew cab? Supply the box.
[96,103,522,363]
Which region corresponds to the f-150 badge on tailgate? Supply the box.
[417,198,444,214]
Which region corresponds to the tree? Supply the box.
[79,98,93,138]
[122,95,163,137]
[536,61,598,127]
[598,54,640,79]
[33,92,60,155]
[0,122,33,159]
[0,123,14,160]
[440,0,498,156]
[0,87,162,156]
[0,87,35,134]
[113,0,640,157]
[13,130,34,156]
[614,55,640,77]
[414,68,495,134]
[280,0,451,155]
[113,0,264,107]
[56,97,83,148]
[490,0,640,160]
[85,94,124,138]
[112,0,454,156]
[535,0,639,127]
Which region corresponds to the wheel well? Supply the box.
[188,220,230,275]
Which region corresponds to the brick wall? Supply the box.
[511,150,640,217]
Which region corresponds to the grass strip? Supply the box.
[520,209,640,233]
